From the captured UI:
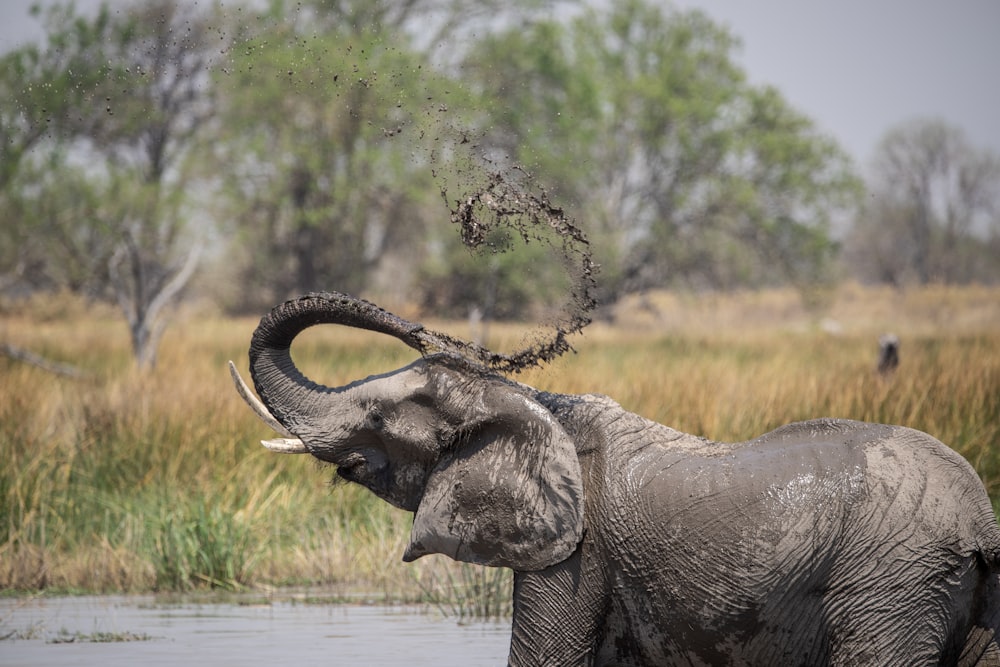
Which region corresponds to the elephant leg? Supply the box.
[959,628,1000,667]
[508,547,607,667]
[958,574,1000,667]
[819,556,997,666]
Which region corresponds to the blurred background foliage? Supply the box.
[1,0,998,368]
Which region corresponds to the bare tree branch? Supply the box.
[1,342,90,379]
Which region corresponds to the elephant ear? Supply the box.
[402,389,584,571]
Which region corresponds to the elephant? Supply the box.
[230,291,1000,666]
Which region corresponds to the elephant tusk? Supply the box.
[260,437,309,454]
[228,360,296,439]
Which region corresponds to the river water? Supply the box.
[0,594,511,666]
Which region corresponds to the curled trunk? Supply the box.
[248,292,430,436]
[246,290,576,440]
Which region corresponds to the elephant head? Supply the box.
[229,291,584,571]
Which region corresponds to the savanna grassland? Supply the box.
[2,285,999,613]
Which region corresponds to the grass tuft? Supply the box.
[418,563,513,621]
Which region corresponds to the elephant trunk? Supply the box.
[238,289,554,449]
[247,292,432,440]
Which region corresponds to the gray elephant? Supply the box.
[231,291,1000,666]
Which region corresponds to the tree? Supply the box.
[0,3,117,292]
[1,0,228,368]
[420,227,569,321]
[278,0,573,51]
[460,0,860,300]
[846,118,1000,285]
[3,0,865,331]
[419,165,593,324]
[209,0,581,313]
[0,154,117,297]
[212,5,478,312]
[717,86,859,296]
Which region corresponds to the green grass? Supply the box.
[1,286,999,617]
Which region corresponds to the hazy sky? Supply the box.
[2,0,997,171]
[673,0,1000,169]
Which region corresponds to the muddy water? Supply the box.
[1,594,511,666]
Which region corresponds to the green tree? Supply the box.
[1,0,227,368]
[282,0,572,52]
[420,227,568,321]
[1,154,116,297]
[461,0,860,300]
[846,118,1000,285]
[716,86,859,293]
[0,2,116,292]
[209,0,579,313]
[213,5,480,312]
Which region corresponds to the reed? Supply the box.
[418,562,513,621]
[1,285,998,612]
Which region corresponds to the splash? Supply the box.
[437,163,599,373]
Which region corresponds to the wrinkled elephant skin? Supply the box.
[233,292,1000,666]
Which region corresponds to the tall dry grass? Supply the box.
[1,285,998,602]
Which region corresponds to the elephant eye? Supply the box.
[369,411,385,430]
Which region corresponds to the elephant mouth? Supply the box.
[330,452,367,476]
[325,446,393,486]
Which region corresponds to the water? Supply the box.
[0,594,511,666]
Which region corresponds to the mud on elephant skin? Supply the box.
[230,291,1000,666]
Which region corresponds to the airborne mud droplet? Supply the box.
[437,163,599,374]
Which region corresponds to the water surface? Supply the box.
[1,594,511,666]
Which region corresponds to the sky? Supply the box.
[1,0,997,171]
[671,0,1000,169]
